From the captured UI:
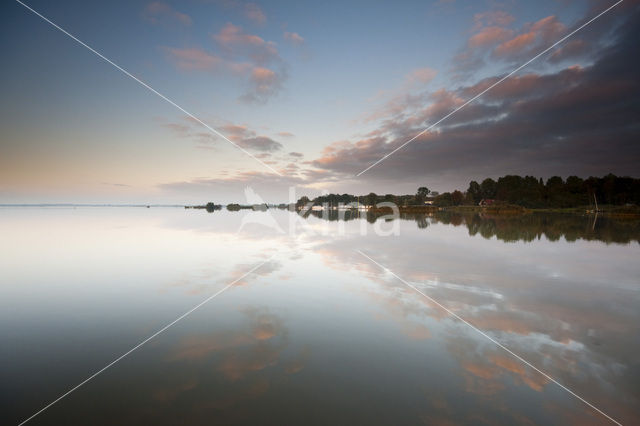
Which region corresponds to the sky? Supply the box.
[0,0,638,203]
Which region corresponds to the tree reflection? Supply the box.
[307,210,640,244]
[424,212,640,244]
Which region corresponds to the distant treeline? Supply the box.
[187,203,271,212]
[462,174,640,208]
[185,202,222,212]
[297,174,640,209]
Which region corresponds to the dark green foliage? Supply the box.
[466,181,481,204]
[416,186,430,204]
[434,192,452,206]
[451,190,464,206]
[480,178,497,199]
[226,203,252,211]
[205,202,221,212]
[295,174,640,210]
[365,192,378,207]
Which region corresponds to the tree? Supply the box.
[434,192,452,206]
[480,178,497,199]
[205,202,221,213]
[416,186,430,203]
[296,196,311,209]
[366,192,378,207]
[451,190,464,206]
[466,181,481,204]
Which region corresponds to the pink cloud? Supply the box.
[143,2,192,26]
[215,22,270,49]
[166,23,286,102]
[165,47,222,71]
[213,23,280,66]
[406,67,437,85]
[530,15,565,42]
[244,3,266,24]
[473,10,515,30]
[469,26,514,47]
[493,32,536,57]
[493,15,566,60]
[283,31,304,45]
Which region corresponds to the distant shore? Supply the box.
[370,204,640,218]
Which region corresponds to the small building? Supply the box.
[424,200,434,206]
[478,199,495,206]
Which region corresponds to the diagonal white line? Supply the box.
[355,0,623,177]
[18,254,277,425]
[355,250,622,426]
[15,0,282,176]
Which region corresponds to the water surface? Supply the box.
[1,207,638,425]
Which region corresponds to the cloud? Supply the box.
[162,121,191,136]
[491,15,564,61]
[220,123,282,152]
[288,151,303,158]
[358,68,437,124]
[452,11,572,80]
[277,131,295,138]
[310,7,640,191]
[164,47,222,71]
[405,67,437,85]
[157,165,342,202]
[239,136,283,152]
[162,118,284,153]
[213,23,279,65]
[165,22,287,103]
[143,2,192,26]
[283,31,304,45]
[101,182,132,188]
[493,31,536,57]
[212,23,287,102]
[468,26,514,47]
[240,66,282,103]
[472,10,515,29]
[548,38,588,63]
[244,3,266,24]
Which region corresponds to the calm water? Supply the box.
[1,207,639,425]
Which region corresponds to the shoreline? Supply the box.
[369,204,640,218]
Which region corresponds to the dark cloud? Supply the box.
[162,118,284,153]
[450,4,626,81]
[311,5,640,191]
[239,136,282,152]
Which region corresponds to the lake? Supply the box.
[1,207,639,425]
